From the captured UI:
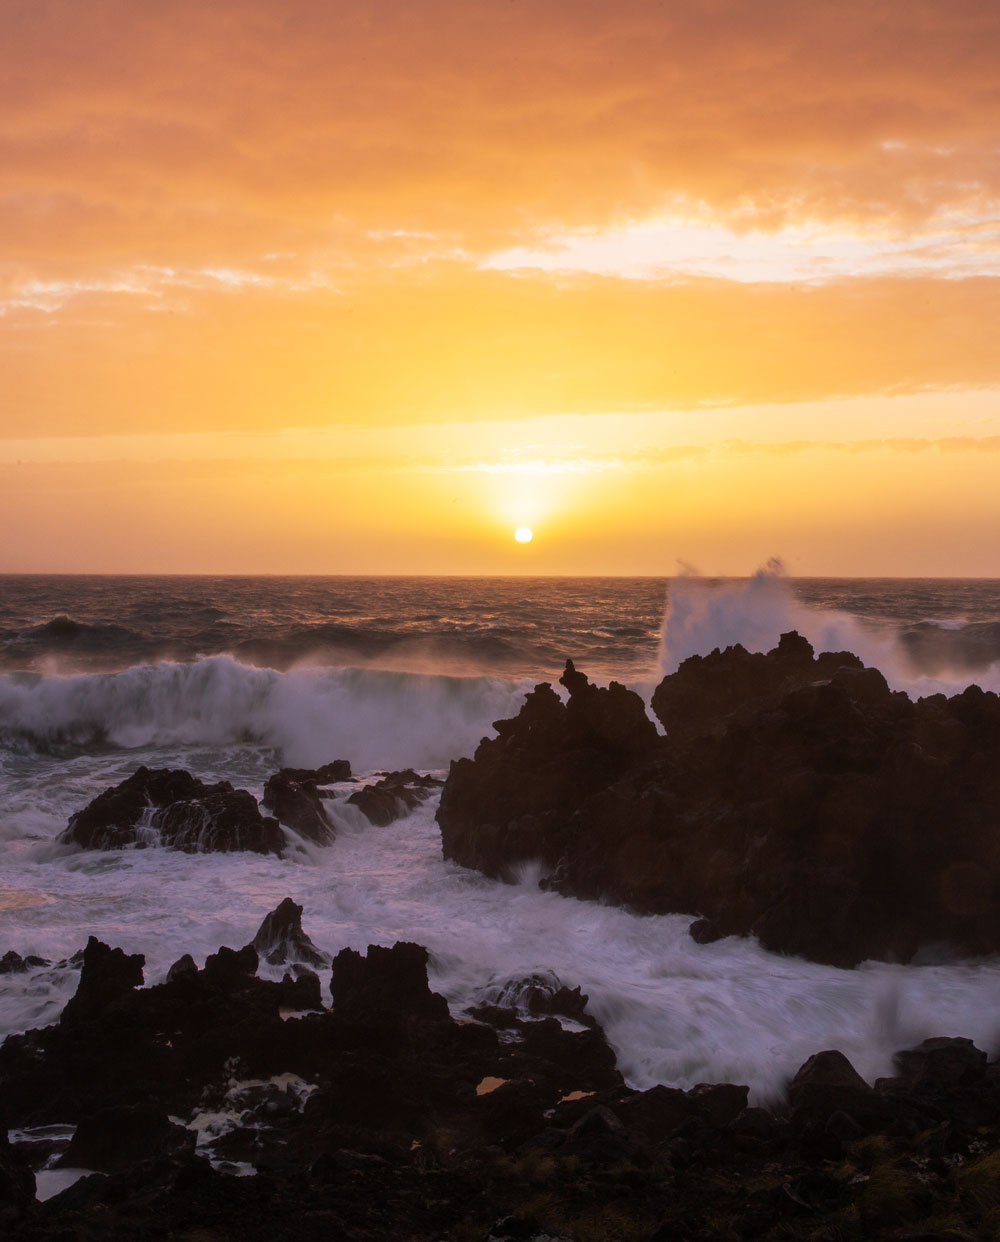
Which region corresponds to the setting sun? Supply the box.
[514,527,533,544]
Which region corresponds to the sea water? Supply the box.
[3,570,1000,1104]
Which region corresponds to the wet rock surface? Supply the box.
[6,908,1000,1239]
[438,634,1000,966]
[59,766,284,855]
[347,768,442,827]
[260,770,333,843]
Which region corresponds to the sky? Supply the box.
[2,0,1000,576]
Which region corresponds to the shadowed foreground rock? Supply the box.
[438,634,1000,966]
[60,766,284,855]
[6,910,1000,1239]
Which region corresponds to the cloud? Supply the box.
[2,0,999,279]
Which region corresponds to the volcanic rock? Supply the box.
[261,770,335,843]
[0,950,49,974]
[330,941,450,1026]
[0,1130,34,1225]
[58,1102,195,1173]
[251,897,331,968]
[438,663,656,879]
[438,634,1000,966]
[60,766,284,854]
[347,769,441,827]
[60,936,145,1025]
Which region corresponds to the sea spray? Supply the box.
[0,657,532,770]
[659,562,1000,695]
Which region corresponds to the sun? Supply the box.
[514,526,533,543]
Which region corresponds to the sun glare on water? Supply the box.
[514,527,533,543]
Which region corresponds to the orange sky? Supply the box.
[2,0,999,575]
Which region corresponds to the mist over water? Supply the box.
[660,563,1000,697]
[3,571,1000,1102]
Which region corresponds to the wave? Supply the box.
[0,657,533,771]
[0,616,562,679]
[659,565,1000,696]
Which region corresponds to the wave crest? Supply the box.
[0,657,532,771]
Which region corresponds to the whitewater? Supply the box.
[3,570,1000,1105]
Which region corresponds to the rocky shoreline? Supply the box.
[4,902,1000,1241]
[439,633,1000,967]
[5,634,1000,1237]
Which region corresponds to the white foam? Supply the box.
[659,564,1000,697]
[0,658,531,771]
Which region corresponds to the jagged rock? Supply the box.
[60,766,283,855]
[650,630,864,740]
[251,897,330,968]
[261,770,335,843]
[347,769,440,827]
[60,936,145,1025]
[8,929,1000,1242]
[439,635,1000,966]
[202,944,259,989]
[438,664,655,879]
[330,941,450,1025]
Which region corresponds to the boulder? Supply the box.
[60,766,283,855]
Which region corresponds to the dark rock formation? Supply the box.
[330,941,450,1026]
[60,766,283,855]
[57,1103,195,1173]
[251,897,331,968]
[347,769,442,827]
[0,1130,34,1226]
[279,760,352,784]
[438,665,656,880]
[438,636,1000,966]
[7,925,1000,1241]
[60,936,145,1026]
[261,770,335,843]
[0,951,49,974]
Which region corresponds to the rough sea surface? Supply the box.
[3,571,1000,1104]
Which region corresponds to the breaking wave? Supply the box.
[0,657,532,771]
[659,564,1000,696]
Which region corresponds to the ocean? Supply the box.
[3,571,1000,1105]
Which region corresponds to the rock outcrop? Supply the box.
[438,635,1000,966]
[347,769,442,827]
[60,766,284,855]
[261,769,336,843]
[251,897,331,968]
[6,923,1000,1241]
